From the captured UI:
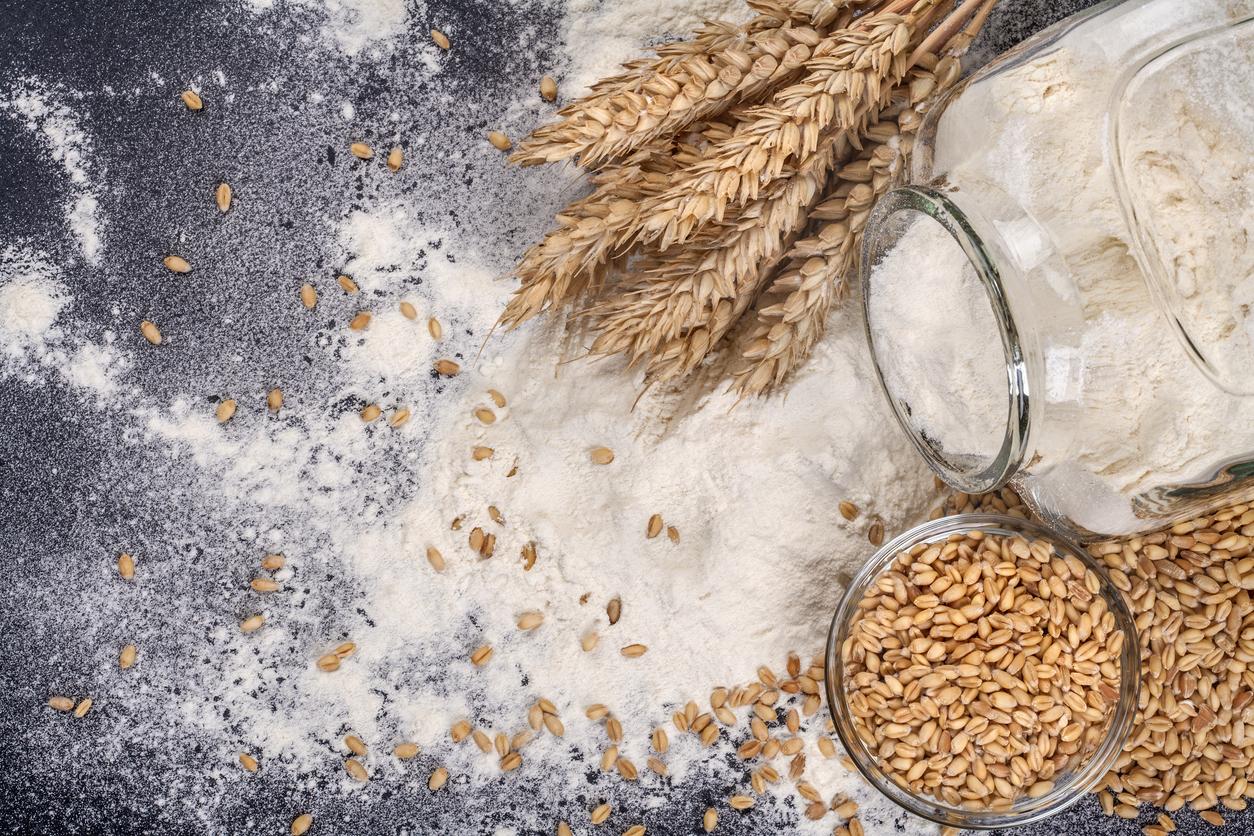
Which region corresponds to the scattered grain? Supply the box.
[621,644,646,658]
[118,554,134,579]
[73,699,91,718]
[216,183,231,212]
[434,359,460,376]
[730,796,754,810]
[360,405,381,422]
[267,389,282,410]
[426,547,445,571]
[250,579,279,592]
[540,76,557,101]
[703,808,717,832]
[291,814,312,835]
[500,753,523,771]
[428,766,448,790]
[349,312,371,330]
[390,409,410,427]
[592,804,611,824]
[338,275,358,293]
[428,318,442,338]
[140,321,161,345]
[395,743,419,759]
[346,758,368,781]
[300,284,317,308]
[431,29,450,49]
[488,131,512,150]
[471,644,493,666]
[345,735,366,756]
[350,142,373,159]
[316,655,340,672]
[387,148,403,171]
[216,399,236,423]
[239,752,258,772]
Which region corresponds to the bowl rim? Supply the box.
[824,513,1141,829]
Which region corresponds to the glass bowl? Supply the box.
[824,514,1139,829]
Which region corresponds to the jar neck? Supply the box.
[862,183,1085,495]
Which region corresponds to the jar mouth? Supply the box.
[862,186,1029,495]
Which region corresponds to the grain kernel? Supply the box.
[345,735,366,756]
[387,148,403,171]
[239,752,258,771]
[540,76,557,101]
[428,318,442,338]
[291,814,312,835]
[621,644,646,658]
[346,758,368,781]
[488,131,512,150]
[476,408,496,424]
[250,579,279,592]
[316,655,340,672]
[140,321,162,344]
[473,447,494,461]
[262,554,285,569]
[267,389,282,410]
[471,644,493,666]
[216,399,236,423]
[390,409,410,427]
[164,256,190,273]
[349,312,371,330]
[350,142,373,159]
[300,284,317,308]
[590,447,614,464]
[518,612,544,630]
[74,699,91,718]
[431,29,450,49]
[118,554,134,579]
[434,359,460,376]
[360,405,381,422]
[730,796,754,810]
[428,766,448,789]
[500,752,522,771]
[240,615,264,632]
[647,515,663,538]
[338,275,358,293]
[703,809,717,831]
[48,697,74,711]
[582,634,599,652]
[181,90,202,110]
[399,301,417,319]
[216,183,231,212]
[120,644,136,668]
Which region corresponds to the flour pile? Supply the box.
[1,0,948,833]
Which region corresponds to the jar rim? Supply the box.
[862,185,1029,495]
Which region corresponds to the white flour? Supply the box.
[0,83,103,264]
[925,0,1254,533]
[563,0,754,94]
[0,246,126,398]
[867,213,1008,467]
[4,1,946,832]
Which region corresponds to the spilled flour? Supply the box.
[0,0,965,834]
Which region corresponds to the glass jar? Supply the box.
[824,514,1139,829]
[860,0,1254,539]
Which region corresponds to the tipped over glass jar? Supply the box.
[860,0,1254,539]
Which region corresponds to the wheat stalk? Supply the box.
[508,0,878,170]
[498,0,1000,395]
[730,51,970,395]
